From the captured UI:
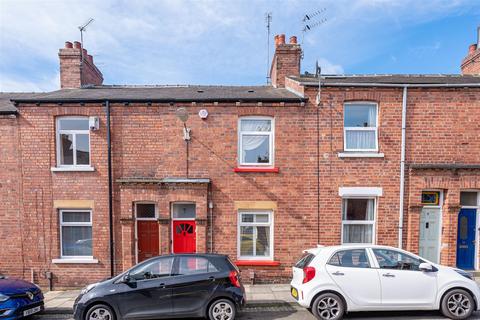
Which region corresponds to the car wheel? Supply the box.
[441,289,474,320]
[312,293,345,320]
[85,304,115,320]
[208,299,236,320]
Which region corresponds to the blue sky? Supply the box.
[0,0,479,92]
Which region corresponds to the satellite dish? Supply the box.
[175,107,189,123]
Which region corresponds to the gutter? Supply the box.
[398,87,407,249]
[105,100,114,277]
[297,82,480,88]
[11,97,308,104]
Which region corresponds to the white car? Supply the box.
[290,245,480,320]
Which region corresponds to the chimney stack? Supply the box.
[58,41,103,89]
[270,34,301,88]
[461,27,480,75]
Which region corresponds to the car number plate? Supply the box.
[291,287,298,300]
[23,306,41,316]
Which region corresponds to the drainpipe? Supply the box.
[398,87,408,249]
[106,100,114,277]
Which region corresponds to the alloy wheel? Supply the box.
[88,307,113,320]
[211,301,234,320]
[317,296,340,320]
[447,293,471,317]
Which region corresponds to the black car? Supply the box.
[73,254,245,320]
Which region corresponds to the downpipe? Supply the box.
[398,87,407,249]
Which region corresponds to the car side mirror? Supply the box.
[419,262,435,272]
[120,274,133,284]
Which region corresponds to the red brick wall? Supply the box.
[59,42,103,89]
[461,46,480,75]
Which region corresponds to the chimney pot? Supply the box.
[274,35,280,47]
[87,54,94,64]
[279,34,285,45]
[73,41,81,49]
[469,43,477,55]
[82,48,88,57]
[65,41,73,48]
[289,36,297,44]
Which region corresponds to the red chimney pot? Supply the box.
[469,43,478,55]
[289,36,297,44]
[279,34,285,45]
[73,41,81,49]
[65,41,73,48]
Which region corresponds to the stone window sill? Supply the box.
[51,166,95,172]
[52,258,98,264]
[235,260,280,266]
[233,167,279,173]
[338,152,384,158]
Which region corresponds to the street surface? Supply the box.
[32,307,480,320]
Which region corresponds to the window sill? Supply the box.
[51,166,95,172]
[234,167,279,173]
[52,258,98,264]
[338,152,384,158]
[236,260,280,266]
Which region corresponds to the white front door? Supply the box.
[371,248,437,308]
[419,207,441,263]
[325,249,381,307]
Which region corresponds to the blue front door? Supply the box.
[457,208,477,270]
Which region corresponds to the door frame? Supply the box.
[134,202,158,264]
[420,190,443,264]
[171,202,197,253]
[460,190,480,270]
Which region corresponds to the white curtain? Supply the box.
[241,120,271,152]
[344,224,373,243]
[367,105,376,127]
[346,130,375,149]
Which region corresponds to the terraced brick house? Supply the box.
[0,31,479,288]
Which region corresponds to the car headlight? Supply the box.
[0,293,10,302]
[80,283,98,295]
[454,269,473,280]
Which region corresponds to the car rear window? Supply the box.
[226,256,240,272]
[295,252,315,269]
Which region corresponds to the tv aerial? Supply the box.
[301,9,327,45]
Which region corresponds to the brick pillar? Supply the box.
[120,218,135,271]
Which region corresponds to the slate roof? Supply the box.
[290,74,480,86]
[0,93,41,114]
[9,85,306,103]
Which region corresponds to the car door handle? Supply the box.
[158,283,166,288]
[332,271,344,276]
[382,273,395,278]
[208,276,216,281]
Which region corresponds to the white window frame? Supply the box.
[171,202,197,221]
[238,116,274,167]
[343,102,379,152]
[237,210,274,260]
[56,116,91,168]
[59,209,93,259]
[341,197,377,245]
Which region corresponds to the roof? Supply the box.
[290,74,480,87]
[0,93,40,114]
[10,85,306,103]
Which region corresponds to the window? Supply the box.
[177,256,219,275]
[238,211,273,260]
[172,203,196,219]
[342,198,375,244]
[421,191,440,205]
[373,248,424,271]
[238,117,274,166]
[344,103,378,151]
[130,257,174,281]
[328,249,370,268]
[135,203,156,219]
[461,192,478,207]
[56,117,90,166]
[60,210,92,258]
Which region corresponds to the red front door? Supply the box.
[173,220,196,253]
[137,221,159,262]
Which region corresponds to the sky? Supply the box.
[0,0,479,92]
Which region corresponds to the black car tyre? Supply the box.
[85,304,116,320]
[441,289,474,320]
[208,299,236,320]
[312,293,345,320]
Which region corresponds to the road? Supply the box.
[32,307,480,320]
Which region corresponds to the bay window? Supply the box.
[238,211,273,260]
[238,117,274,166]
[344,103,378,151]
[342,198,376,244]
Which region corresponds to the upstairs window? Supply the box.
[344,103,378,151]
[239,117,274,166]
[56,117,90,166]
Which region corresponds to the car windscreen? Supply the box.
[294,252,315,269]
